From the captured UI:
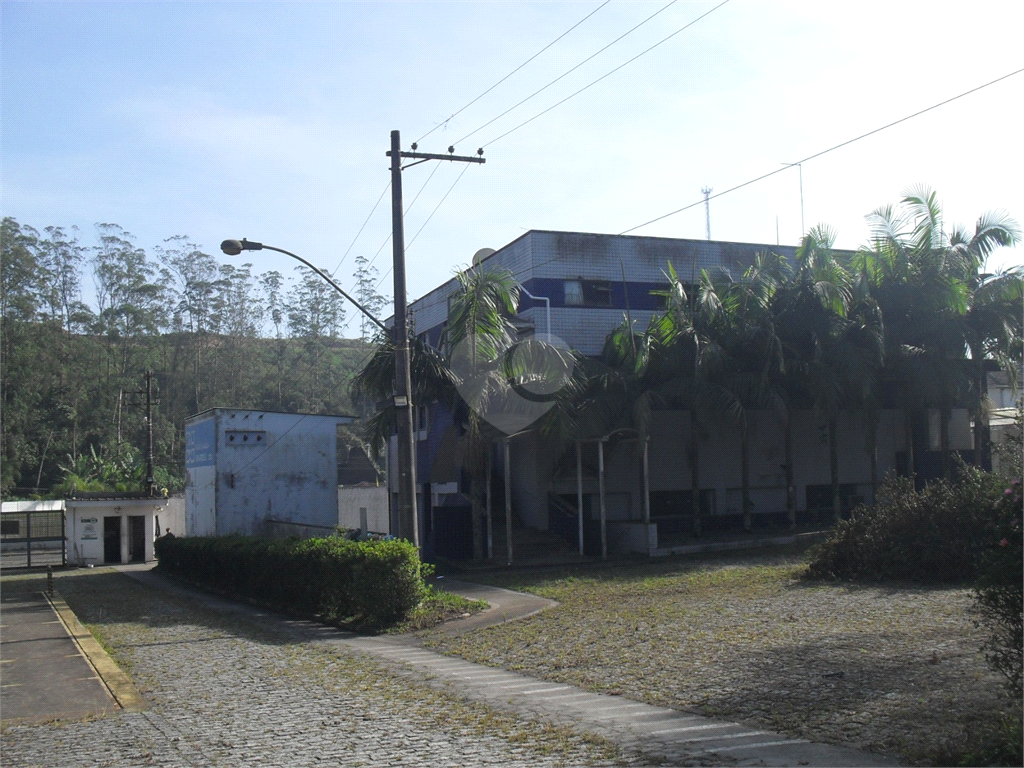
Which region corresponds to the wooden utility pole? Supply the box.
[386,130,484,549]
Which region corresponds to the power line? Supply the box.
[377,162,475,289]
[454,0,684,147]
[478,0,731,149]
[619,66,1024,235]
[330,182,390,279]
[346,158,445,283]
[416,0,612,145]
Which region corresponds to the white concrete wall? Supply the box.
[338,486,390,534]
[541,408,905,524]
[186,409,349,537]
[158,497,186,537]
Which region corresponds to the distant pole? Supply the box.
[145,370,156,497]
[701,187,713,240]
[782,162,805,237]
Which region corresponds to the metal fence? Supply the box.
[0,509,66,569]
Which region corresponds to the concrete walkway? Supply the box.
[115,564,899,766]
[0,587,142,726]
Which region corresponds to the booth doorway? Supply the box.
[103,517,122,563]
[128,516,146,562]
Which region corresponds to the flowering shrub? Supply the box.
[974,479,1023,697]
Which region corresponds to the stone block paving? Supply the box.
[2,566,899,767]
[1,577,638,768]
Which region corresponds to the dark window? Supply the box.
[1,520,20,536]
[565,279,612,307]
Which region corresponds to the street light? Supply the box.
[219,239,421,545]
[220,239,387,333]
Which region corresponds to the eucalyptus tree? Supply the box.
[353,255,389,343]
[91,223,168,446]
[286,267,347,413]
[155,237,220,413]
[0,218,44,323]
[39,226,91,333]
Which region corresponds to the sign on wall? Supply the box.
[186,418,216,469]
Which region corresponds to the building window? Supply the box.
[564,279,612,307]
[416,404,429,440]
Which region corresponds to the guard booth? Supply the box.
[66,494,171,567]
[0,501,66,569]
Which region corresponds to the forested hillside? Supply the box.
[1,217,387,498]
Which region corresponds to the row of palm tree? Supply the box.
[353,187,1021,547]
[577,186,1020,532]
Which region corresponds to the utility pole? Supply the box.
[145,370,157,497]
[130,371,159,497]
[386,130,485,550]
[701,186,713,240]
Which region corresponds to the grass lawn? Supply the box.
[425,545,1015,766]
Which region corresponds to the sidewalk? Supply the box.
[0,586,143,726]
[117,564,899,766]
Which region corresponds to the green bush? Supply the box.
[973,478,1023,698]
[153,534,429,630]
[805,465,1008,583]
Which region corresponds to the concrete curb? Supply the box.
[46,590,147,713]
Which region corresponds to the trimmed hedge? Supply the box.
[805,465,1009,583]
[153,535,429,629]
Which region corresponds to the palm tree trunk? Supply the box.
[690,410,701,537]
[940,407,951,480]
[741,425,752,532]
[972,359,987,468]
[785,416,795,530]
[470,476,484,561]
[868,418,878,504]
[829,417,841,522]
[904,409,916,481]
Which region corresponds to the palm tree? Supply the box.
[856,186,1020,480]
[775,226,885,521]
[684,254,787,531]
[353,265,575,559]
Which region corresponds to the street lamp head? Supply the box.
[220,238,263,256]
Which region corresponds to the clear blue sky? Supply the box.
[3,1,1022,333]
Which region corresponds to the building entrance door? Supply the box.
[103,516,122,564]
[128,516,146,562]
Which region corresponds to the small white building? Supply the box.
[66,495,176,566]
[185,408,355,537]
[2,496,183,567]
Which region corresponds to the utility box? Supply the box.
[185,408,354,538]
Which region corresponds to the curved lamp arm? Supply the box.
[221,239,388,333]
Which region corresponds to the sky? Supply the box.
[3,0,1023,334]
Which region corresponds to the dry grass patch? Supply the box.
[425,550,1006,765]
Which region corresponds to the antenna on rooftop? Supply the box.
[701,187,713,240]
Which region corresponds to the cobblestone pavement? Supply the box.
[1,571,635,768]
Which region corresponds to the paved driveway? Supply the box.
[1,569,632,767]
